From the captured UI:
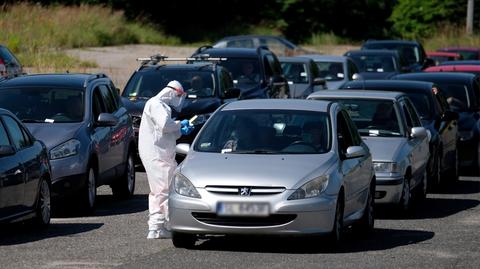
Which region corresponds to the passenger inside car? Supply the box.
[187,75,213,96]
[370,103,399,132]
[302,121,327,152]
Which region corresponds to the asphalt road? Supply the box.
[0,172,479,269]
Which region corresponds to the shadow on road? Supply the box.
[53,194,148,218]
[0,223,103,246]
[431,177,480,195]
[193,228,434,254]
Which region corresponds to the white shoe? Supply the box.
[147,229,171,239]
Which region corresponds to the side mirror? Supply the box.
[270,75,286,86]
[442,110,459,121]
[352,73,363,81]
[345,146,366,159]
[0,145,15,157]
[176,143,190,156]
[224,88,241,99]
[410,127,427,139]
[96,113,118,127]
[313,77,326,86]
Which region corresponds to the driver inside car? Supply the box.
[302,122,326,152]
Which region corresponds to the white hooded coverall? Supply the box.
[138,82,184,231]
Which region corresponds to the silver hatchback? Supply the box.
[170,99,375,248]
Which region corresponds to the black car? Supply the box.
[0,74,136,214]
[0,45,23,79]
[122,57,241,145]
[278,56,326,98]
[211,35,310,57]
[344,50,410,79]
[343,80,459,187]
[0,108,51,226]
[361,40,434,72]
[191,46,290,99]
[393,72,480,175]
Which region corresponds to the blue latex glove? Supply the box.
[181,125,195,135]
[180,119,190,128]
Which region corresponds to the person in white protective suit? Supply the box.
[138,80,194,239]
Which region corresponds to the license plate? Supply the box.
[217,202,270,217]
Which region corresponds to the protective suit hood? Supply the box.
[156,80,186,111]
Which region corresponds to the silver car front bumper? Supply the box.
[375,176,403,204]
[169,189,337,235]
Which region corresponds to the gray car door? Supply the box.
[91,86,113,181]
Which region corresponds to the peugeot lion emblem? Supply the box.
[239,187,251,196]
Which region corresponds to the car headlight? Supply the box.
[460,130,474,142]
[174,173,201,198]
[288,176,329,200]
[50,139,80,160]
[373,162,399,173]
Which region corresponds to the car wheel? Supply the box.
[33,178,51,227]
[327,194,344,245]
[172,232,196,249]
[112,151,136,199]
[353,182,374,235]
[398,176,411,213]
[79,166,96,214]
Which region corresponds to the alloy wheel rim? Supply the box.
[88,168,96,207]
[127,155,135,193]
[40,180,51,224]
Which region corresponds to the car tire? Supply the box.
[353,181,374,236]
[79,166,97,215]
[398,176,411,213]
[33,177,51,228]
[112,150,136,199]
[327,194,344,245]
[172,232,196,249]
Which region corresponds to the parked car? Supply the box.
[308,90,429,210]
[0,108,51,226]
[437,47,480,60]
[439,60,480,66]
[426,51,463,65]
[171,99,375,248]
[212,35,311,57]
[278,56,326,98]
[191,46,289,99]
[424,65,480,75]
[393,72,480,176]
[0,73,136,214]
[342,80,459,188]
[361,40,434,71]
[0,45,23,78]
[344,49,409,79]
[122,56,241,146]
[300,55,361,89]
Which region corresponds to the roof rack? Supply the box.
[84,73,108,87]
[136,54,227,69]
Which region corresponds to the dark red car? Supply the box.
[437,47,480,60]
[424,65,480,75]
[427,51,463,65]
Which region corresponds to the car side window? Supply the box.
[347,60,358,80]
[92,88,106,121]
[99,84,117,113]
[108,83,122,108]
[2,115,29,150]
[404,99,422,127]
[337,112,354,155]
[0,120,11,146]
[219,69,234,97]
[263,55,274,81]
[343,111,362,146]
[310,60,320,78]
[227,39,254,48]
[267,54,283,75]
[401,102,414,130]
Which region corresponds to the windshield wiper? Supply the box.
[21,119,45,123]
[228,149,278,154]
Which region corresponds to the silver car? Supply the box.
[170,99,375,248]
[308,90,430,211]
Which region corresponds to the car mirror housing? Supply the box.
[0,145,15,157]
[345,146,366,159]
[96,113,119,127]
[411,127,427,139]
[176,143,190,156]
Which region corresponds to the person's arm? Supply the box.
[149,102,181,135]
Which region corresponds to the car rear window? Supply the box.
[349,54,397,73]
[281,62,309,84]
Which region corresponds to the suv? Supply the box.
[0,45,23,78]
[361,40,434,72]
[0,74,136,214]
[122,55,241,145]
[191,46,290,99]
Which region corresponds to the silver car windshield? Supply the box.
[326,99,403,137]
[0,87,84,123]
[124,70,216,99]
[194,109,331,154]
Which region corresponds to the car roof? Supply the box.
[0,73,102,88]
[193,47,261,58]
[363,40,420,46]
[343,80,434,93]
[278,56,313,63]
[345,49,399,56]
[425,65,480,72]
[393,72,477,83]
[300,55,347,62]
[216,35,295,45]
[309,90,403,101]
[221,99,332,112]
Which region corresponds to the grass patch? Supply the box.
[422,24,480,51]
[0,3,179,69]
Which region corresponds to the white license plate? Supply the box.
[217,202,270,217]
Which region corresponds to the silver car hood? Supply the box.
[362,136,406,162]
[180,152,337,189]
[25,123,83,150]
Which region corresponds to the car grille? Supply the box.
[192,212,296,227]
[205,186,286,196]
